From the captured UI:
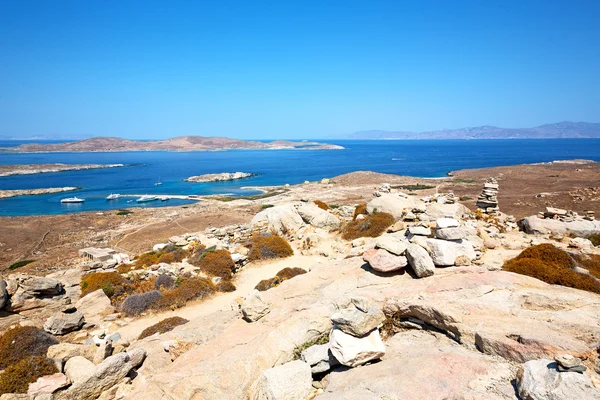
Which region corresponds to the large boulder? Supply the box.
[425,203,470,219]
[362,248,407,273]
[425,238,476,266]
[57,353,133,400]
[375,234,408,256]
[405,243,435,278]
[297,203,341,231]
[75,289,115,325]
[329,327,385,367]
[519,216,600,236]
[434,227,467,240]
[20,276,63,296]
[27,373,70,397]
[47,343,96,363]
[517,359,600,400]
[241,290,270,322]
[255,360,313,400]
[366,194,416,219]
[64,356,96,383]
[250,204,304,235]
[331,300,385,337]
[44,310,85,335]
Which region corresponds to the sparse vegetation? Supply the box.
[248,234,294,261]
[255,267,307,291]
[503,244,600,294]
[0,326,58,369]
[8,259,36,270]
[80,271,126,298]
[588,233,600,247]
[392,184,435,191]
[313,200,330,210]
[216,280,237,292]
[452,178,477,184]
[117,209,133,216]
[342,212,395,240]
[261,204,274,209]
[120,290,162,316]
[196,250,235,279]
[459,196,472,201]
[292,333,329,360]
[138,316,189,340]
[0,356,58,395]
[154,277,215,310]
[353,204,367,220]
[155,274,175,290]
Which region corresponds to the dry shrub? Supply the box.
[0,356,58,394]
[248,234,294,261]
[0,326,58,369]
[80,271,126,298]
[138,316,189,340]
[135,252,159,268]
[155,274,175,290]
[503,244,600,294]
[254,267,307,291]
[353,204,367,220]
[197,250,235,279]
[313,200,330,210]
[116,264,142,274]
[121,290,162,316]
[341,212,395,240]
[588,233,600,247]
[216,280,237,292]
[156,252,175,264]
[573,254,600,279]
[154,277,215,310]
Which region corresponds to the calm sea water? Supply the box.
[1,139,600,217]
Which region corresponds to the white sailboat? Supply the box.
[61,197,85,203]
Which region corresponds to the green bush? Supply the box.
[342,212,395,240]
[0,356,58,394]
[0,326,58,369]
[138,316,189,340]
[248,234,294,261]
[8,260,36,270]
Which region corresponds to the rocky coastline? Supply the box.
[185,172,256,183]
[0,164,124,177]
[0,186,79,199]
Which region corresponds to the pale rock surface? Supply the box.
[375,234,407,255]
[47,343,96,363]
[296,203,341,231]
[242,290,270,322]
[366,194,415,219]
[520,215,600,236]
[329,327,385,367]
[407,225,431,236]
[44,310,85,335]
[75,289,115,325]
[425,203,470,219]
[435,227,467,240]
[27,373,70,397]
[331,301,385,337]
[127,348,147,368]
[362,248,407,273]
[300,344,337,374]
[517,359,600,400]
[64,356,96,383]
[425,238,476,266]
[250,204,304,235]
[255,360,312,400]
[436,217,460,229]
[405,243,435,277]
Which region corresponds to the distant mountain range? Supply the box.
[346,121,600,139]
[0,136,344,153]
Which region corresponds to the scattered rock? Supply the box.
[47,343,96,363]
[297,203,341,231]
[425,238,476,266]
[436,218,460,229]
[366,194,415,220]
[434,227,466,240]
[329,327,385,367]
[375,234,407,256]
[517,359,600,400]
[251,204,304,235]
[241,290,270,322]
[44,309,85,335]
[405,243,435,277]
[256,360,313,400]
[64,356,95,383]
[27,373,70,397]
[75,289,115,325]
[407,225,431,236]
[126,348,147,368]
[362,248,407,273]
[301,344,338,374]
[331,300,385,337]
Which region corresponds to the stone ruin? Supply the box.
[476,178,499,214]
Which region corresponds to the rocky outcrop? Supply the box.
[75,289,114,326]
[27,373,70,397]
[425,238,476,266]
[300,344,338,374]
[255,360,313,400]
[366,194,415,219]
[329,327,385,367]
[250,204,304,235]
[185,172,255,183]
[44,309,85,335]
[405,243,435,277]
[519,215,600,236]
[517,359,600,400]
[330,298,385,337]
[241,290,270,322]
[297,203,341,231]
[362,248,407,273]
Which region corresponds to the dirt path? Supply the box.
[116,254,326,341]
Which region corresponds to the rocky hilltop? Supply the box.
[0,172,600,399]
[0,136,344,153]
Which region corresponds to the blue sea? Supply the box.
[1,139,600,217]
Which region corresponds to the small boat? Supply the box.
[158,196,169,201]
[106,194,120,200]
[61,197,85,204]
[137,195,157,203]
[154,182,162,186]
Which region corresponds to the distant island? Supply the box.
[347,121,600,140]
[0,136,344,153]
[185,172,256,183]
[0,163,123,177]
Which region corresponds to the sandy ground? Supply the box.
[2,162,599,274]
[117,254,326,341]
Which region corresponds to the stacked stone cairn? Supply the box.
[476,178,499,214]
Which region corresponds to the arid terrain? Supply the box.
[2,161,599,274]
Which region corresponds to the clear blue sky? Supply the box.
[1,0,599,140]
